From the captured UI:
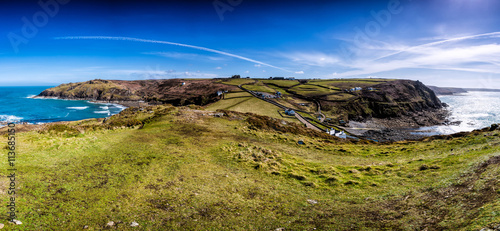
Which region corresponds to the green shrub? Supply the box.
[46,124,81,137]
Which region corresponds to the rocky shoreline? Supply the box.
[32,95,145,108]
[344,107,457,142]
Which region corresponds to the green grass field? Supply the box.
[0,105,499,230]
[308,79,395,90]
[240,83,276,94]
[205,92,296,122]
[218,78,256,86]
[261,80,300,88]
[288,84,338,96]
[326,93,356,101]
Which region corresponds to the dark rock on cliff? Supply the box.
[361,80,443,118]
[320,80,445,123]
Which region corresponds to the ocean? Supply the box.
[0,86,125,125]
[414,91,500,135]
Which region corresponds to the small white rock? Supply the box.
[12,220,22,225]
[307,199,318,205]
[130,221,139,227]
[106,221,115,227]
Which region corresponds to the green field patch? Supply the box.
[218,78,256,86]
[261,80,300,88]
[326,93,355,101]
[308,79,394,90]
[242,83,276,93]
[289,84,337,96]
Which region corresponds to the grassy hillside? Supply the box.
[1,105,499,230]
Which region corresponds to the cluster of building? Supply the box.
[254,92,278,99]
[252,91,282,99]
[344,87,375,92]
[217,90,228,96]
[284,109,296,116]
[326,128,347,139]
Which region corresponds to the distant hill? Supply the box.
[428,86,468,95]
[464,88,500,92]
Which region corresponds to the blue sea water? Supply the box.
[0,86,125,125]
[414,91,500,135]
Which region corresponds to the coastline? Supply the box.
[0,96,135,127]
[31,95,147,108]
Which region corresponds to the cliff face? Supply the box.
[362,80,443,117]
[38,79,238,106]
[321,80,445,122]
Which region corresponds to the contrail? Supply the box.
[55,36,291,72]
[373,31,500,61]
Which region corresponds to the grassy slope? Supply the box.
[241,83,276,94]
[261,80,300,88]
[1,105,499,230]
[205,92,296,123]
[216,78,256,86]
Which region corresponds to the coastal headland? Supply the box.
[36,78,451,141]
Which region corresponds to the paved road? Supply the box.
[294,113,322,132]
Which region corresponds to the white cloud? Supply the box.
[295,71,304,74]
[339,43,500,77]
[254,64,261,67]
[283,52,339,67]
[56,36,291,72]
[103,68,218,79]
[216,66,222,70]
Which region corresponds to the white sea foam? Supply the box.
[416,91,500,135]
[0,115,23,122]
[114,104,127,110]
[94,110,111,114]
[67,106,89,110]
[99,106,109,110]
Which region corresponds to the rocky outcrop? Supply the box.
[360,80,443,118]
[37,79,238,106]
[321,80,446,123]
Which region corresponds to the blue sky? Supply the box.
[1,0,500,88]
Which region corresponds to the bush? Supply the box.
[46,124,80,137]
